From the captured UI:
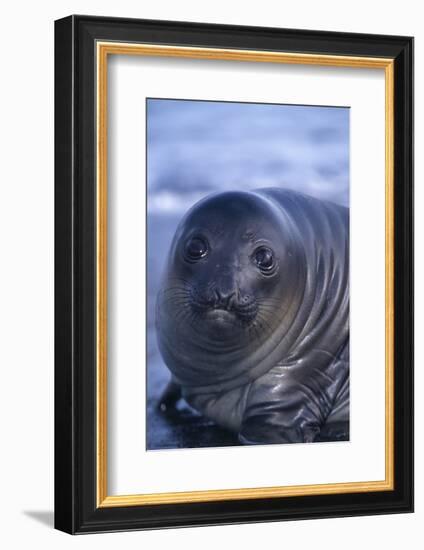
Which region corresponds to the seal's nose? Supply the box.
[214,287,236,310]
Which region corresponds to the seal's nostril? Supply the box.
[226,291,236,309]
[214,288,236,309]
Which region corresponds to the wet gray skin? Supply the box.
[156,188,349,444]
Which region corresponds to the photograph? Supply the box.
[146,98,350,450]
[52,15,413,533]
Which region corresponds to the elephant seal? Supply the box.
[156,188,349,444]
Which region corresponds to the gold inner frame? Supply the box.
[96,42,395,508]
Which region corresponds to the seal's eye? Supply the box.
[185,236,209,262]
[253,246,275,272]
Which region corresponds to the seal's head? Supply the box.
[156,190,307,390]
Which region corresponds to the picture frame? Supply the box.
[54,14,414,534]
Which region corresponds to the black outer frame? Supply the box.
[54,15,414,534]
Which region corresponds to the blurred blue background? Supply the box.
[146,98,349,450]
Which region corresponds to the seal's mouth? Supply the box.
[206,308,237,324]
[159,284,258,328]
[191,299,258,327]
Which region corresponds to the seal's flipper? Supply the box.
[239,347,349,445]
[238,369,323,444]
[239,419,320,445]
[318,421,349,442]
[319,372,349,441]
[157,379,182,416]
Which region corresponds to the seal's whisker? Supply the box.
[253,315,274,329]
[173,307,195,325]
[257,297,283,306]
[161,292,190,301]
[160,293,191,303]
[162,301,192,311]
[183,309,203,329]
[257,304,280,312]
[162,286,191,294]
[166,276,192,284]
[170,301,193,311]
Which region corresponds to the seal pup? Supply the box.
[156,188,349,444]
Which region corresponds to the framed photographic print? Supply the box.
[54,15,414,534]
